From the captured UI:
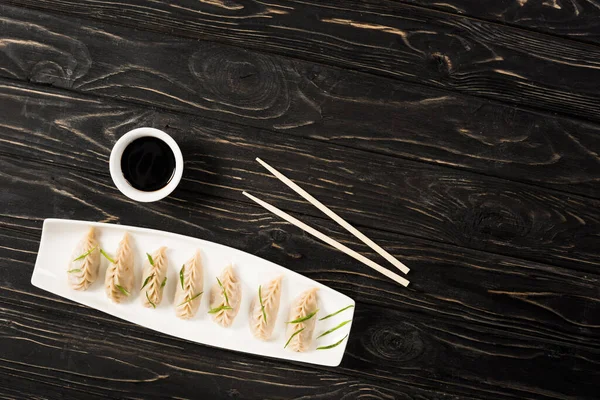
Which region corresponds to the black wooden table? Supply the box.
[1,1,598,399]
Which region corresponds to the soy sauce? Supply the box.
[121,137,176,191]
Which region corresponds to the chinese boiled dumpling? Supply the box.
[174,250,204,319]
[249,276,283,340]
[209,265,241,327]
[67,228,100,291]
[140,246,168,308]
[285,288,319,352]
[104,233,134,303]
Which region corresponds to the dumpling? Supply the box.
[140,246,168,308]
[249,276,282,340]
[209,265,241,327]
[174,250,204,319]
[105,233,134,303]
[67,228,100,291]
[285,288,319,352]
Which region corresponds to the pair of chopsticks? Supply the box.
[242,158,410,287]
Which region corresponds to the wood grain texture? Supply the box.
[1,156,598,400]
[0,5,598,198]
[0,80,598,273]
[392,0,600,45]
[1,2,598,399]
[5,0,600,122]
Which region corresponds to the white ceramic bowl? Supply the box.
[109,127,183,202]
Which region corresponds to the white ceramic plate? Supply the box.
[31,219,355,367]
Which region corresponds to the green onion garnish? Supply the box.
[317,320,351,339]
[145,291,156,308]
[161,277,167,288]
[146,252,154,266]
[178,292,203,306]
[72,246,97,262]
[217,277,230,307]
[319,305,354,321]
[100,249,115,264]
[115,284,130,296]
[287,309,319,324]
[258,285,267,324]
[208,305,232,314]
[317,334,348,350]
[179,264,185,289]
[140,274,154,290]
[67,269,82,273]
[284,327,305,349]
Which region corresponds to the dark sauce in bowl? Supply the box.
[121,137,176,191]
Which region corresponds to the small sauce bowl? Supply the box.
[109,127,184,202]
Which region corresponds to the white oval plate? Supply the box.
[31,219,355,367]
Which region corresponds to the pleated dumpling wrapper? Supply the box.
[249,276,283,340]
[67,227,101,291]
[209,265,241,327]
[140,247,168,308]
[104,233,134,303]
[174,250,204,319]
[285,288,319,352]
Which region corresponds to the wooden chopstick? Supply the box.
[242,191,410,287]
[255,157,410,275]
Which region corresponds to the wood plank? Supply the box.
[392,0,600,46]
[0,297,421,400]
[5,0,600,123]
[1,158,599,400]
[1,4,598,199]
[0,80,598,273]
